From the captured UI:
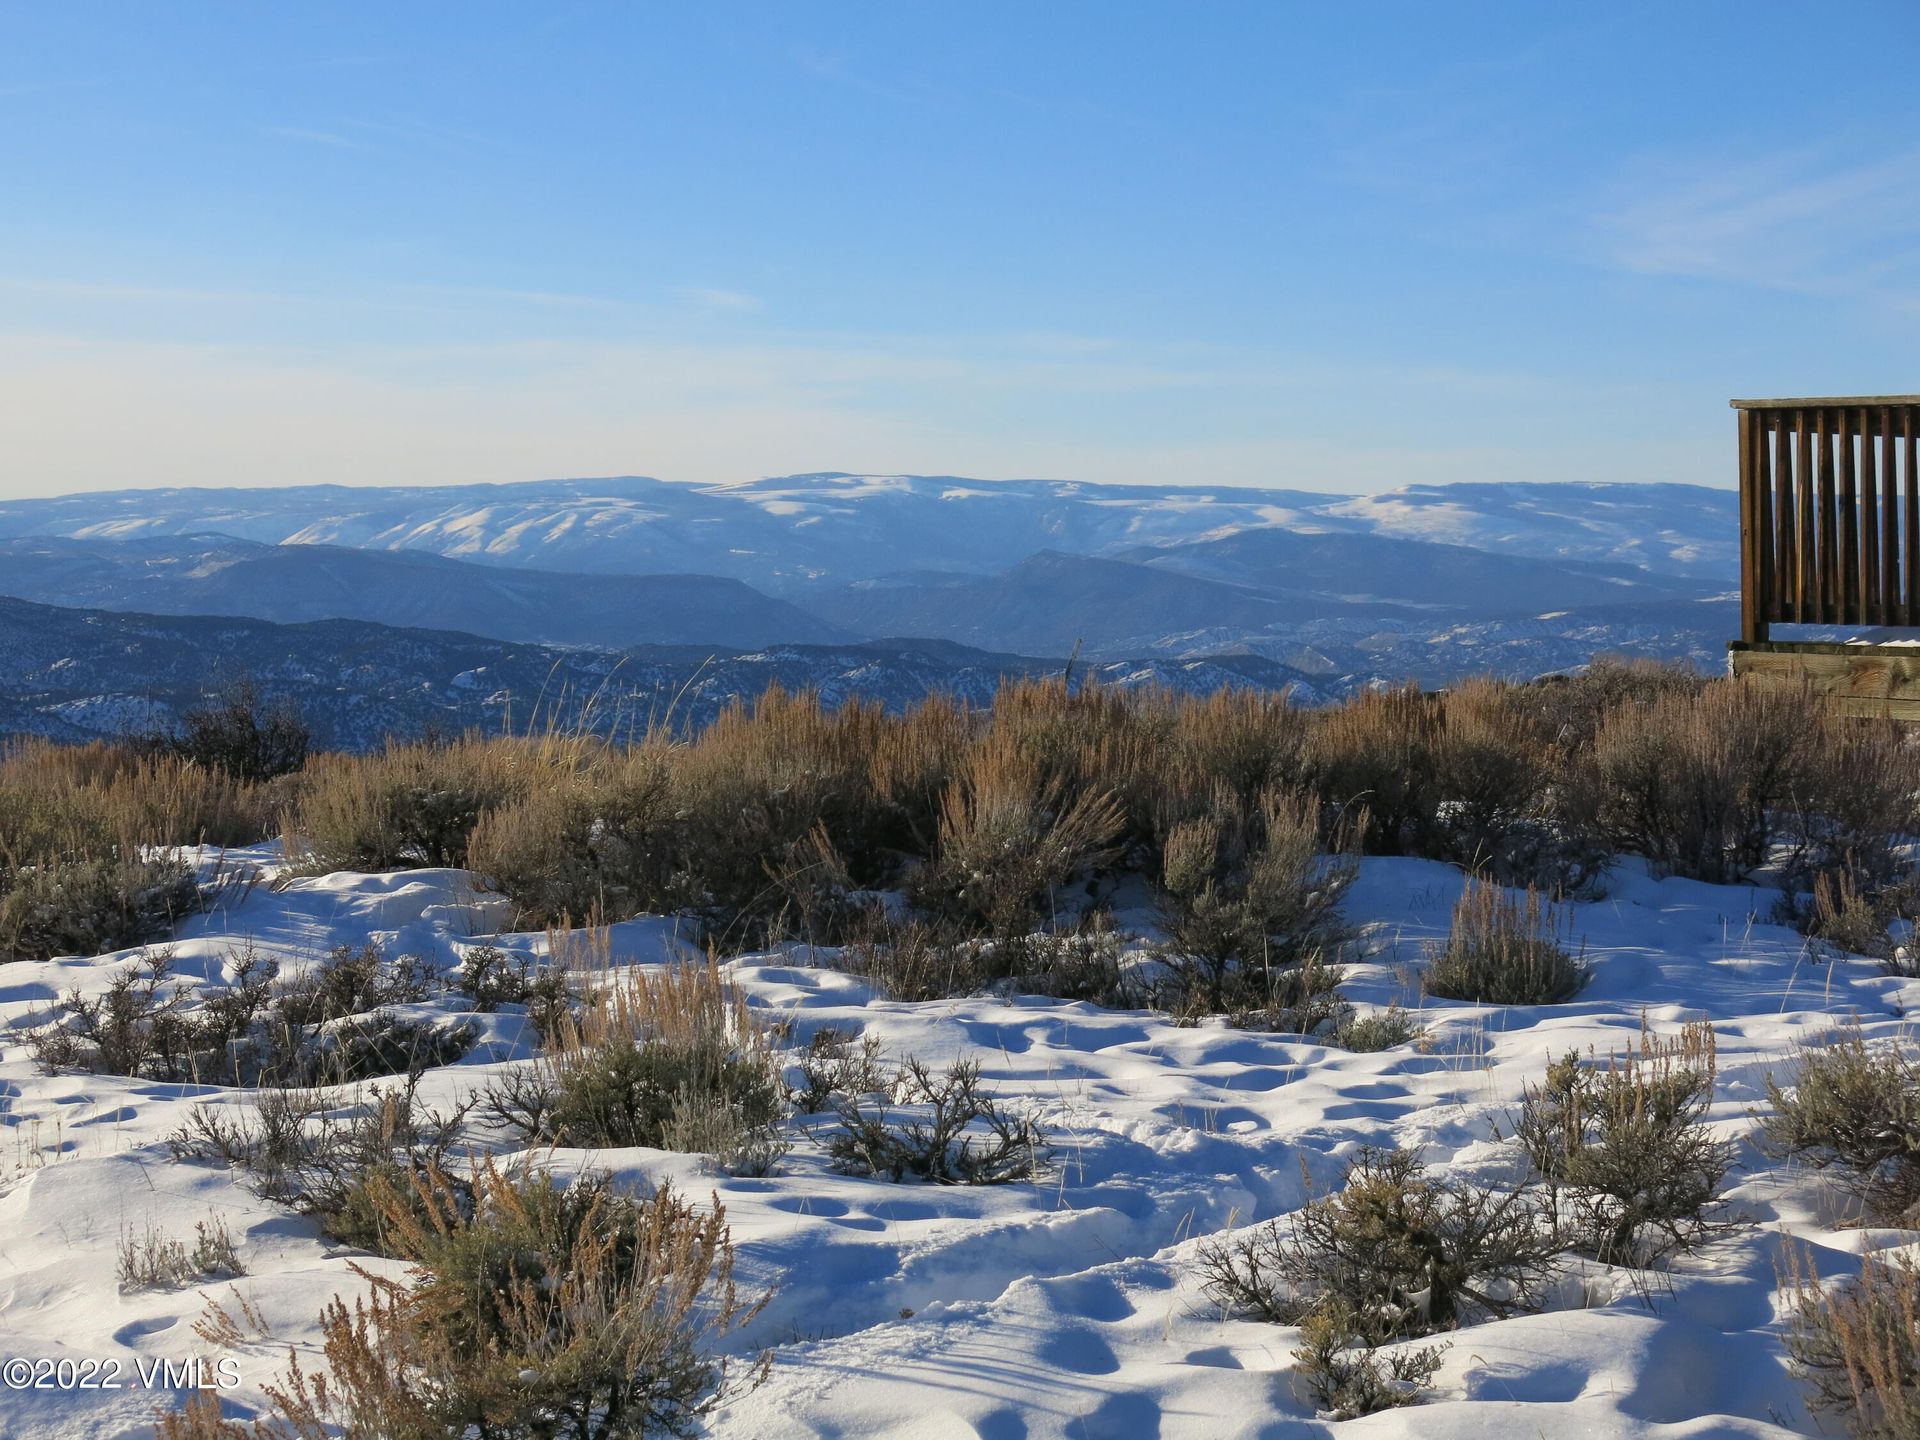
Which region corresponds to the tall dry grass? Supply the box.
[10,665,1909,966]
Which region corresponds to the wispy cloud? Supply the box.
[677,286,763,314]
[262,124,366,150]
[1594,145,1920,306]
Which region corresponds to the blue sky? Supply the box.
[1,2,1915,497]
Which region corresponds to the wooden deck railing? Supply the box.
[1734,397,1920,643]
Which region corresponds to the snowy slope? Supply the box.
[0,849,1898,1438]
[1324,482,1736,579]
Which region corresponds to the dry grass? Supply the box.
[909,728,1124,938]
[1424,881,1589,1006]
[0,739,274,960]
[482,943,788,1165]
[13,666,1907,982]
[158,1159,767,1440]
[1589,679,1827,883]
[1305,685,1441,856]
[1782,1242,1920,1438]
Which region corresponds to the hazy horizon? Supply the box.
[3,2,1914,499]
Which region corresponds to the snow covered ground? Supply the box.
[0,848,1908,1438]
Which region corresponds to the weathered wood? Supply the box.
[1908,406,1920,626]
[1883,405,1902,625]
[1818,409,1837,623]
[1733,396,1920,412]
[1838,407,1858,623]
[1731,401,1920,703]
[1862,406,1881,624]
[1738,408,1760,642]
[1729,641,1920,720]
[1789,410,1804,625]
[1772,410,1795,623]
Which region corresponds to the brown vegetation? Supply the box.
[7,664,1911,969]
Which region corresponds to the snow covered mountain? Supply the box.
[0,475,1741,711]
[0,473,1738,591]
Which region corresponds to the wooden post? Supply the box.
[1838,406,1858,625]
[1773,414,1794,625]
[1881,406,1901,623]
[1739,408,1762,643]
[1862,405,1881,625]
[1796,408,1814,623]
[1908,405,1920,626]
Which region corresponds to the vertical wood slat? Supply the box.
[1772,414,1794,622]
[1884,406,1904,626]
[1838,407,1859,624]
[1734,400,1920,640]
[1796,408,1814,623]
[1738,408,1760,642]
[1862,406,1882,625]
[1756,412,1774,626]
[1818,408,1837,623]
[1907,406,1920,627]
[1889,408,1904,629]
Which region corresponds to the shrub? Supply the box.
[120,1215,244,1292]
[1781,1242,1920,1439]
[1306,686,1440,855]
[985,677,1165,854]
[1432,678,1605,888]
[29,950,192,1076]
[1802,868,1905,966]
[826,1056,1045,1185]
[0,738,275,857]
[290,737,531,871]
[296,1011,479,1087]
[1163,686,1311,814]
[1762,1028,1920,1225]
[1521,659,1706,754]
[1292,1301,1449,1419]
[453,944,534,1010]
[140,677,310,784]
[1424,881,1589,1005]
[1155,787,1354,1029]
[274,940,440,1029]
[451,945,574,1038]
[490,958,786,1166]
[1196,1147,1565,1335]
[788,1026,892,1115]
[1789,717,1920,897]
[910,730,1123,938]
[997,916,1139,1006]
[159,1160,767,1440]
[835,920,996,1002]
[0,853,200,962]
[667,688,897,938]
[168,1078,472,1252]
[32,940,474,1087]
[1514,1020,1730,1264]
[1329,1004,1422,1053]
[466,747,680,928]
[1589,679,1821,883]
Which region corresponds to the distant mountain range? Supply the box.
[0,472,1742,740]
[0,536,851,651]
[0,474,1737,588]
[0,595,1329,750]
